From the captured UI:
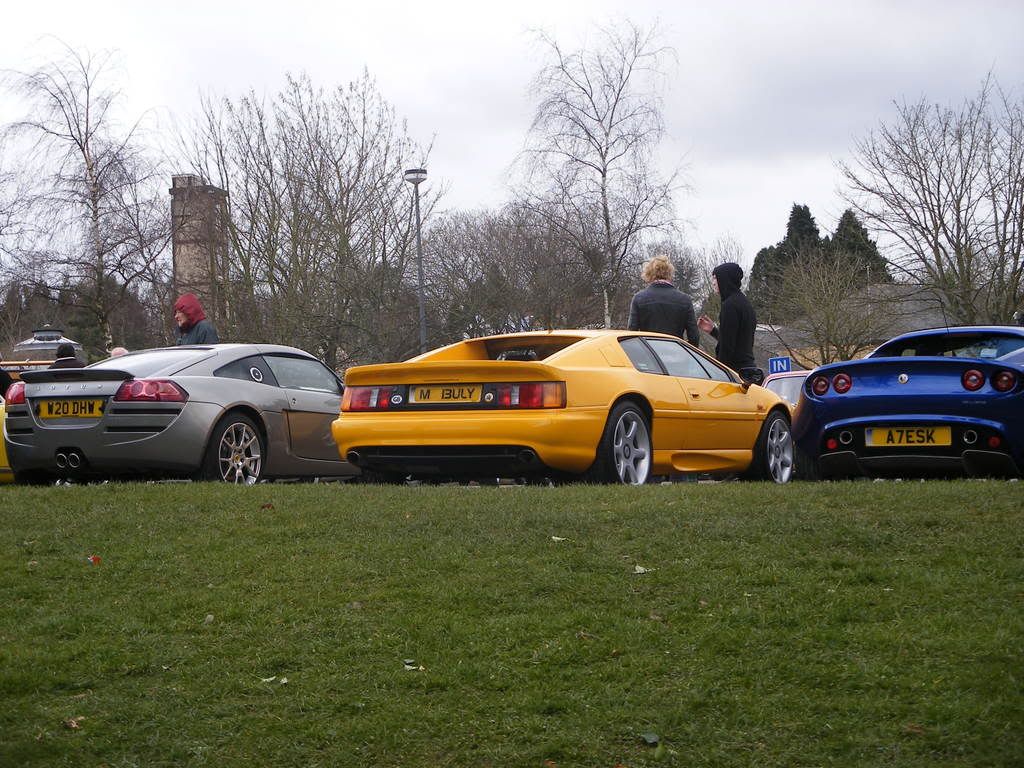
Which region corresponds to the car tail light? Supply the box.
[825,437,839,451]
[342,386,394,411]
[992,370,1017,392]
[493,382,565,409]
[114,379,188,402]
[988,435,1002,449]
[961,369,985,391]
[5,380,25,404]
[810,375,830,396]
[832,373,852,394]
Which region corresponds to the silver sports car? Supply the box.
[3,344,358,484]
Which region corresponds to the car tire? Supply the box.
[199,412,265,485]
[13,470,51,486]
[794,443,821,481]
[584,401,652,485]
[743,410,794,483]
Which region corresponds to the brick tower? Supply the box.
[170,174,229,322]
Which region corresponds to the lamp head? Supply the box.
[403,168,428,185]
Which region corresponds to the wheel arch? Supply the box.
[206,405,270,463]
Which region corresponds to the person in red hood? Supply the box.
[173,293,220,345]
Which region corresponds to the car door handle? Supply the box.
[688,391,701,399]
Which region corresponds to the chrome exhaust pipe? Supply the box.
[839,431,853,445]
[67,452,82,469]
[55,452,68,469]
[346,450,362,466]
[963,429,978,445]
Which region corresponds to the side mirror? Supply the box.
[738,367,765,387]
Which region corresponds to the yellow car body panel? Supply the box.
[0,401,11,483]
[331,330,787,478]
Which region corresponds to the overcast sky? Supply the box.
[4,0,1024,268]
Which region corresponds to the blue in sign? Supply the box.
[768,356,791,374]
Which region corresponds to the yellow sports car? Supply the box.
[332,330,793,484]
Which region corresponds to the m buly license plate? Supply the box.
[410,385,480,404]
[39,399,105,419]
[865,426,951,447]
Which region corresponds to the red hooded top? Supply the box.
[173,293,207,330]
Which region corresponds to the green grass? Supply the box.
[0,480,1021,767]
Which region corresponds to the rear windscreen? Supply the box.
[873,333,1024,360]
[89,349,213,377]
[483,337,582,361]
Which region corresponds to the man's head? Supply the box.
[641,255,675,284]
[711,262,744,298]
[110,346,128,357]
[55,343,75,359]
[173,293,206,330]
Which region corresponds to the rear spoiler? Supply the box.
[21,369,133,384]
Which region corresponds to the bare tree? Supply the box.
[182,72,431,365]
[426,204,604,338]
[840,78,1024,324]
[516,21,683,327]
[764,251,901,367]
[2,44,170,355]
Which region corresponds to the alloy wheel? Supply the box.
[217,422,262,484]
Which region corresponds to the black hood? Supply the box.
[713,262,744,300]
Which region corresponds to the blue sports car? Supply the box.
[792,325,1024,479]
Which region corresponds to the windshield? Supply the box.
[872,332,1024,360]
[89,348,213,377]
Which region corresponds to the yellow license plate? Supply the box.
[410,384,480,404]
[865,426,951,447]
[39,399,105,419]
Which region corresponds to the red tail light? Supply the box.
[825,437,839,451]
[832,373,852,394]
[962,369,985,391]
[342,386,394,411]
[988,435,1003,449]
[992,370,1017,392]
[810,376,830,396]
[494,382,565,409]
[114,379,188,402]
[5,381,25,404]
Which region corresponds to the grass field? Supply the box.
[0,480,1021,767]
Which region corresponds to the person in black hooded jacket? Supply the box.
[698,262,756,372]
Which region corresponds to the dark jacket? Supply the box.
[627,281,700,345]
[174,293,220,345]
[49,356,87,369]
[710,262,756,371]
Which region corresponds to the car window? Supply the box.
[619,337,665,374]
[264,354,341,393]
[874,333,1024,359]
[646,338,711,380]
[214,355,279,387]
[690,350,734,382]
[766,376,805,405]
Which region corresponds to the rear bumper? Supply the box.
[819,449,1019,478]
[332,408,607,477]
[4,401,219,479]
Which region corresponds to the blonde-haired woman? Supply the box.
[627,255,699,345]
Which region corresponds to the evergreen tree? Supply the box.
[749,204,824,321]
[829,209,891,282]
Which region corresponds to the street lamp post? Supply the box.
[404,167,428,354]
